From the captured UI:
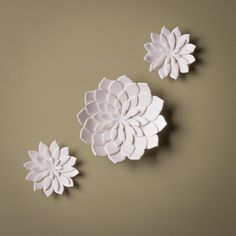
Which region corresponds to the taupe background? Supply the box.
[0,0,235,235]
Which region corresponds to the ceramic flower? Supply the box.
[144,26,196,79]
[77,75,167,164]
[24,141,79,197]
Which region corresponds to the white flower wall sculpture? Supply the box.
[24,141,79,197]
[77,75,167,164]
[144,26,196,80]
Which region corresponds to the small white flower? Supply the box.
[144,26,196,79]
[24,141,79,197]
[77,75,167,164]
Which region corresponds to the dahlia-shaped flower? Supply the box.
[77,75,167,164]
[144,26,196,79]
[24,141,79,197]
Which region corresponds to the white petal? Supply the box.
[80,128,93,144]
[85,102,100,116]
[183,54,196,64]
[56,182,64,194]
[60,147,69,157]
[175,34,190,50]
[63,168,79,177]
[151,96,164,111]
[92,145,107,156]
[143,122,158,136]
[60,156,70,166]
[161,26,171,39]
[43,176,52,191]
[49,141,59,154]
[155,115,167,131]
[151,32,161,43]
[138,94,152,108]
[33,180,44,191]
[59,175,73,187]
[170,59,180,79]
[150,55,166,72]
[144,42,155,51]
[98,78,112,91]
[117,75,132,87]
[172,26,181,39]
[44,184,54,197]
[77,108,89,125]
[109,80,124,97]
[180,43,196,54]
[143,107,161,121]
[52,177,60,192]
[92,132,105,145]
[158,63,169,79]
[125,83,140,98]
[28,151,38,162]
[168,32,176,50]
[34,171,49,182]
[39,142,49,156]
[23,161,34,170]
[121,143,134,156]
[25,171,37,182]
[147,135,159,149]
[105,142,120,155]
[134,136,147,149]
[179,62,189,73]
[85,90,95,104]
[63,156,77,167]
[144,53,156,62]
[84,117,98,131]
[108,151,126,164]
[128,148,144,160]
[138,83,151,95]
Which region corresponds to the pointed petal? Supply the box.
[151,33,161,43]
[28,151,38,162]
[183,54,195,64]
[25,171,37,182]
[23,161,34,170]
[63,168,79,177]
[98,78,113,91]
[173,26,181,39]
[85,90,95,104]
[52,177,60,192]
[175,34,190,50]
[59,175,74,187]
[39,142,49,156]
[168,32,176,50]
[77,108,90,125]
[170,59,180,79]
[161,26,171,39]
[63,156,77,167]
[60,147,69,157]
[180,43,196,54]
[44,184,54,197]
[155,115,167,131]
[49,141,59,154]
[179,62,189,73]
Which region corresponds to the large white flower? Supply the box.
[144,26,196,79]
[24,141,79,197]
[77,75,167,164]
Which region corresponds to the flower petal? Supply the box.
[155,115,167,132]
[85,90,95,104]
[59,175,73,187]
[128,148,144,160]
[172,26,181,39]
[98,78,113,91]
[63,156,77,167]
[183,54,196,64]
[80,128,93,144]
[92,145,107,156]
[147,135,159,149]
[39,142,49,156]
[49,141,59,154]
[77,108,89,125]
[63,168,79,178]
[179,62,189,73]
[60,147,69,157]
[108,151,126,164]
[175,34,190,50]
[180,43,196,54]
[151,32,161,43]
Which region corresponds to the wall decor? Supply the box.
[77,75,167,164]
[23,141,79,197]
[144,26,196,79]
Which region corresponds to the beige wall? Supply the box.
[0,0,235,235]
